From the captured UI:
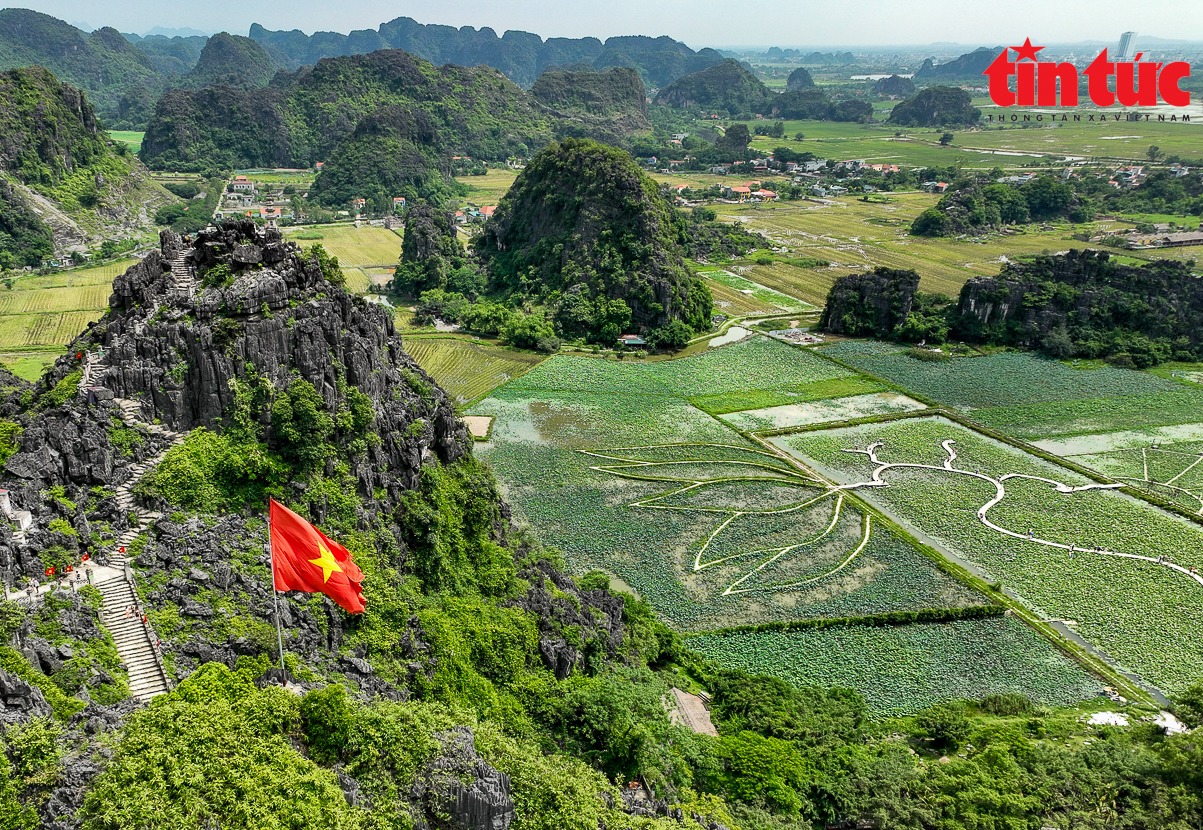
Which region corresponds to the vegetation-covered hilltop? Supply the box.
[887,85,981,127]
[820,251,1203,368]
[307,109,457,213]
[529,67,652,138]
[140,48,583,172]
[0,65,175,264]
[656,59,871,123]
[473,138,713,344]
[178,31,280,90]
[654,60,772,117]
[0,8,161,123]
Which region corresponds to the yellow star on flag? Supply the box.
[309,541,344,583]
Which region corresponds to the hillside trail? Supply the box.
[5,349,190,700]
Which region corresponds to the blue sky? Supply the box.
[11,0,1203,48]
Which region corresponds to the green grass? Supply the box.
[689,616,1100,716]
[107,131,144,154]
[405,337,545,405]
[779,415,1203,694]
[0,349,62,381]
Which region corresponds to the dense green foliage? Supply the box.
[818,267,921,338]
[309,110,458,211]
[0,66,107,189]
[887,85,981,127]
[911,174,1093,237]
[0,9,161,123]
[953,250,1203,366]
[153,176,222,234]
[0,178,53,268]
[392,204,468,295]
[180,32,279,90]
[530,67,650,130]
[474,139,712,345]
[141,49,559,171]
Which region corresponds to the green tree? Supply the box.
[939,132,955,146]
[271,378,335,473]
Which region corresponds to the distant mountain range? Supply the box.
[0,7,725,129]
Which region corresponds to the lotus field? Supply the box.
[778,416,1203,694]
[471,333,1203,706]
[689,616,1101,716]
[471,337,991,633]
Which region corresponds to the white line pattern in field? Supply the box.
[581,443,868,595]
[839,440,1203,590]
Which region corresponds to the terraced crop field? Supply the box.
[284,226,403,266]
[405,337,545,405]
[777,415,1203,694]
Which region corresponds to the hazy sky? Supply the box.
[12,0,1203,48]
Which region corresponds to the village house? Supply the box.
[616,334,647,347]
[724,185,752,201]
[230,175,255,193]
[752,189,778,201]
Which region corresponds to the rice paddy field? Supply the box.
[404,337,546,405]
[746,115,1203,170]
[454,168,519,204]
[0,258,143,363]
[283,226,403,267]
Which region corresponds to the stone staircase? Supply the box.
[170,252,195,298]
[111,398,185,527]
[93,572,169,699]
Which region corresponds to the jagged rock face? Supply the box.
[510,561,625,680]
[412,726,515,830]
[98,224,469,495]
[819,268,920,337]
[952,249,1203,352]
[0,667,52,723]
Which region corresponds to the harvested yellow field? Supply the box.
[285,226,403,267]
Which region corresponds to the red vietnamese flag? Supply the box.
[269,498,366,613]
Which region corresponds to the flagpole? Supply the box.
[268,499,286,673]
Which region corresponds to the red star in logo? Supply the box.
[1011,37,1044,62]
